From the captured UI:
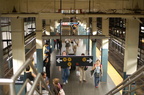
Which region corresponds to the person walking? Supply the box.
[65,39,71,54]
[59,51,70,85]
[78,53,87,83]
[92,59,103,88]
[71,39,78,55]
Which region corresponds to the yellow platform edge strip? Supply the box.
[96,48,123,94]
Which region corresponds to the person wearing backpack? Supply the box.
[92,59,103,88]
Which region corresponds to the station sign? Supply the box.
[56,55,93,67]
[61,22,79,26]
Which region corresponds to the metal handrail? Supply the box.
[106,65,144,95]
[17,79,40,95]
[28,73,53,95]
[109,72,144,95]
[0,58,53,95]
[124,84,144,95]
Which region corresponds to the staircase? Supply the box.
[106,65,144,95]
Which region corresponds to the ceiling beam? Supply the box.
[42,35,109,40]
[64,13,144,18]
[1,13,144,19]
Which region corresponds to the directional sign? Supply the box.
[87,58,93,63]
[56,55,93,67]
[56,58,63,63]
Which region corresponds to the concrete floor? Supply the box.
[48,39,121,95]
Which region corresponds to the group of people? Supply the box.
[25,39,103,94]
[58,51,103,89]
[25,66,50,94]
[78,58,103,88]
[65,39,78,55]
[25,65,65,95]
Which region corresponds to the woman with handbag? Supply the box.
[92,59,103,88]
[53,78,65,95]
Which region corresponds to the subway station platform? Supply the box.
[48,39,122,95]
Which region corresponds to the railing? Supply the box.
[3,32,36,78]
[106,65,144,95]
[0,58,53,95]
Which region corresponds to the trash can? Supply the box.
[15,75,26,95]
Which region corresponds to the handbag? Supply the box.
[58,83,65,95]
[84,66,88,71]
[65,43,70,47]
[90,69,95,77]
[76,70,80,76]
[94,72,100,77]
[59,89,65,95]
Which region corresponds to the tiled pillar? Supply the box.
[36,18,43,72]
[92,17,97,62]
[11,18,25,74]
[123,19,139,79]
[0,16,4,95]
[101,18,109,82]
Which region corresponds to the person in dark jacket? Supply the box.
[59,51,71,85]
[25,65,36,81]
[25,65,36,92]
[44,52,51,78]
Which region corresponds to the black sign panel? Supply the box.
[56,55,93,67]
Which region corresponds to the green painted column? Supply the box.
[101,39,109,82]
[101,18,109,82]
[92,41,96,62]
[92,17,97,62]
[123,19,139,95]
[11,18,25,74]
[0,16,4,95]
[36,18,43,73]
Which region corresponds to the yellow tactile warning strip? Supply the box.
[96,48,123,94]
[108,62,123,94]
